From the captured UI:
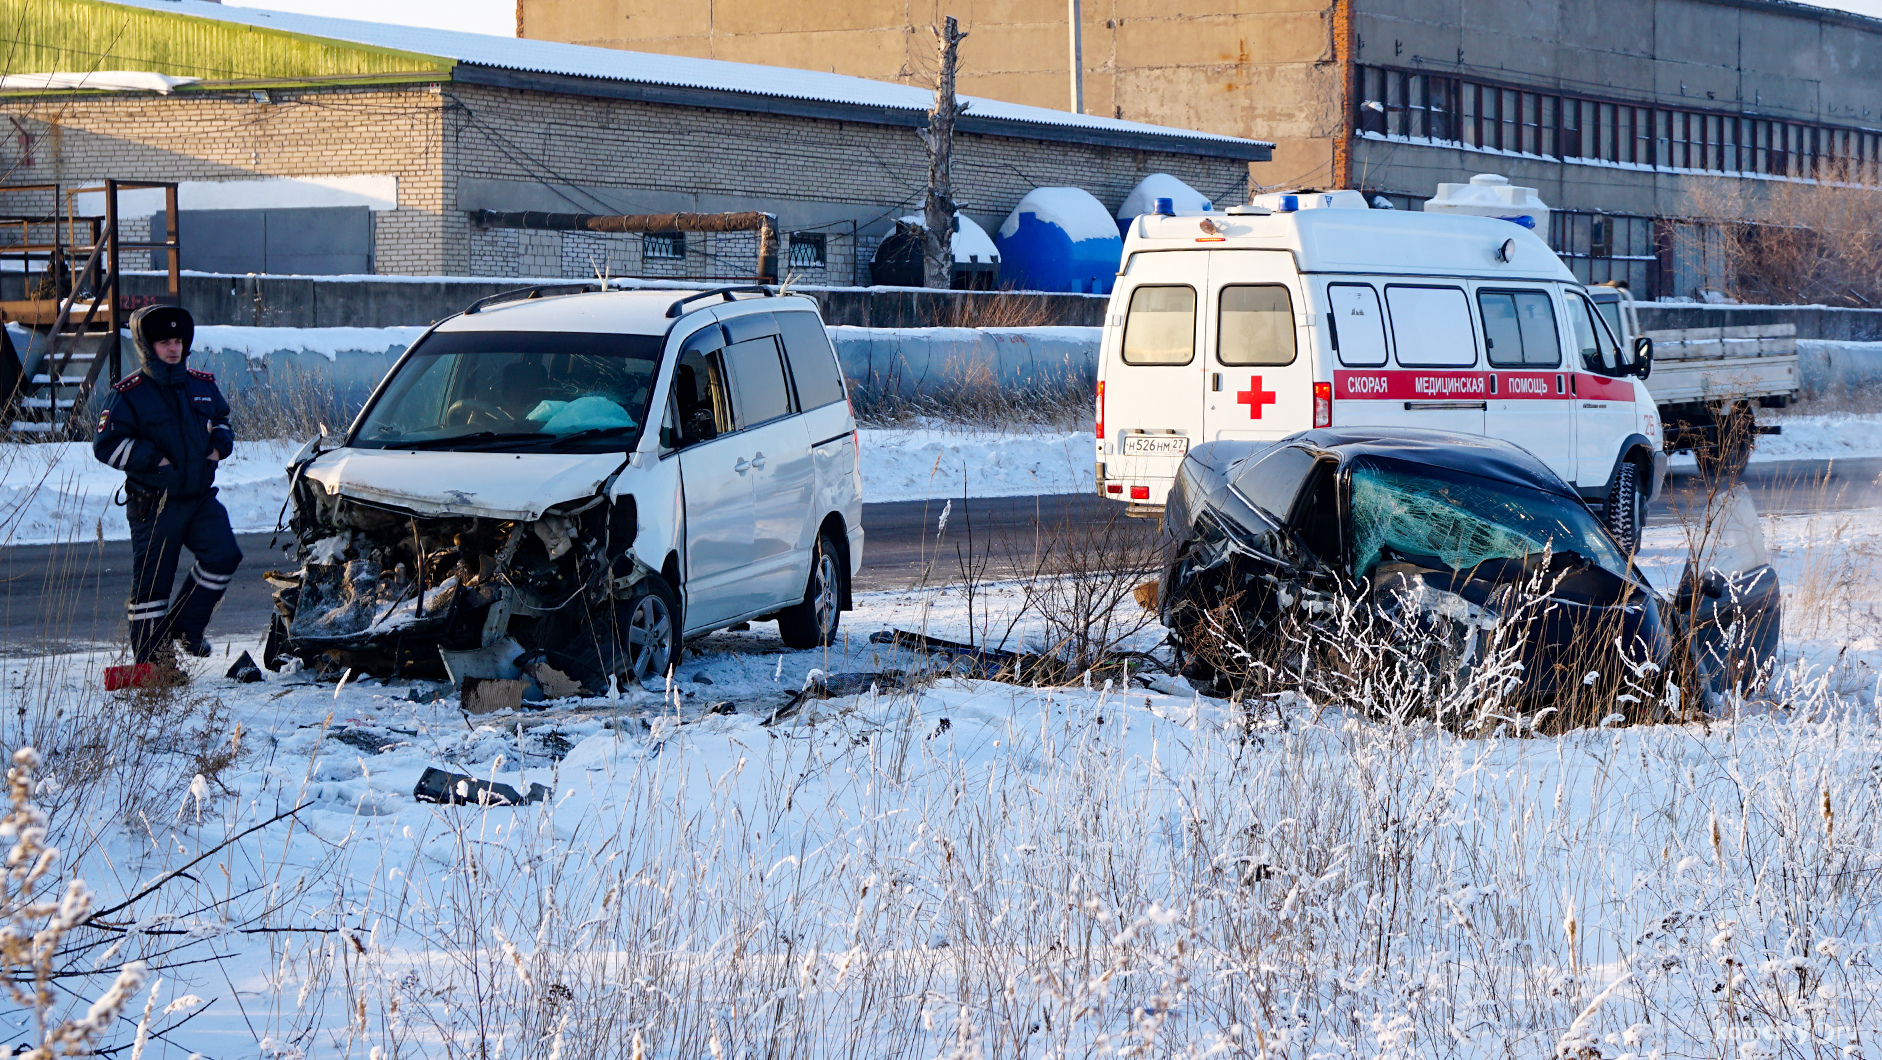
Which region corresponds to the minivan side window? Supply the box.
[1218,284,1297,366]
[775,311,847,409]
[1566,292,1622,375]
[721,336,795,427]
[663,346,732,451]
[1120,285,1196,365]
[1327,283,1387,367]
[1385,285,1476,367]
[1478,289,1561,367]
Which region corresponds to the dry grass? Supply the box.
[1681,160,1882,306]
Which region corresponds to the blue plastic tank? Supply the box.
[992,188,1123,294]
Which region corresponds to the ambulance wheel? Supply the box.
[1605,459,1644,554]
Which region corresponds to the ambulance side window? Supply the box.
[1567,292,1621,375]
[1478,289,1561,368]
[1385,285,1476,367]
[1327,283,1387,367]
[1218,285,1297,366]
[1120,285,1197,365]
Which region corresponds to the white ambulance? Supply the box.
[1094,191,1665,548]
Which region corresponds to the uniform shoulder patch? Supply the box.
[187,368,215,381]
[111,375,143,393]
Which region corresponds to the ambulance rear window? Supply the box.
[1120,285,1197,365]
[1218,285,1297,366]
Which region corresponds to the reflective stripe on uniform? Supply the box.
[188,565,232,591]
[108,439,133,469]
[126,600,168,622]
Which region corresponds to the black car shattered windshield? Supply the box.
[351,330,663,453]
[1348,458,1629,580]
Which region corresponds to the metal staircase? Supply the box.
[0,181,180,439]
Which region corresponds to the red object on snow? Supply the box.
[104,663,160,690]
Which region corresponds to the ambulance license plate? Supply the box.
[1123,435,1189,457]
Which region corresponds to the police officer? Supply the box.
[93,305,242,665]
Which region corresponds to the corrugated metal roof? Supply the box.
[96,0,1269,152]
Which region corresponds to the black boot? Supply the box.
[174,630,212,658]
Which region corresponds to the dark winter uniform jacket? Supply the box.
[92,308,233,503]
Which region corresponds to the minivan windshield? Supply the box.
[350,330,664,453]
[1348,458,1628,581]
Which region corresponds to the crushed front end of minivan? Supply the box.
[266,448,656,692]
[263,316,679,692]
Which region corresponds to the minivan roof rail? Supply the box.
[665,285,775,318]
[464,283,600,315]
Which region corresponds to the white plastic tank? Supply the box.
[1422,173,1550,236]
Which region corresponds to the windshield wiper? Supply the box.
[542,425,639,449]
[382,431,545,451]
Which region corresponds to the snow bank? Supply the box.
[0,441,302,545]
[858,427,1094,501]
[195,324,426,362]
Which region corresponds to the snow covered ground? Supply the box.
[0,429,1096,544]
[8,499,1882,1056]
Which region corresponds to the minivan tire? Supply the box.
[1605,459,1644,554]
[778,532,845,649]
[608,575,681,685]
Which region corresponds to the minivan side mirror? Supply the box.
[1632,335,1654,379]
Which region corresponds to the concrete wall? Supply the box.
[516,0,1336,189]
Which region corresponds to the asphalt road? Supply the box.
[4,456,1879,654]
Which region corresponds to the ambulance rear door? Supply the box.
[1101,251,1206,503]
[1201,251,1316,442]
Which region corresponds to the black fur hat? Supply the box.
[134,304,194,354]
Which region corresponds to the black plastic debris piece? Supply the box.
[226,651,264,683]
[761,670,914,727]
[413,766,549,807]
[331,727,400,754]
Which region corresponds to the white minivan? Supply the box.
[1095,193,1665,548]
[267,285,864,689]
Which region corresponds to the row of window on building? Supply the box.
[1358,64,1882,180]
[639,230,829,269]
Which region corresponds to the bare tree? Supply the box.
[919,16,968,290]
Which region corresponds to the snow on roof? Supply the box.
[98,0,1267,154]
[0,70,199,93]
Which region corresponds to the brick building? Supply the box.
[0,0,1266,282]
[521,0,1882,299]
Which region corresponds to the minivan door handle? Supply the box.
[734,457,752,475]
[748,452,767,471]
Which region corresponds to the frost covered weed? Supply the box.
[850,352,1093,433]
[299,668,1882,1059]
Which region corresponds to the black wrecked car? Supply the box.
[1157,428,1778,729]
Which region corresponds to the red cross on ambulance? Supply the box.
[1236,376,1277,419]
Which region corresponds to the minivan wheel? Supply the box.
[611,576,681,684]
[1605,459,1644,554]
[778,533,845,649]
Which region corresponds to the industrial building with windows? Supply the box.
[525,0,1882,299]
[0,0,1265,285]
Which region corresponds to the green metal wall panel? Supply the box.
[0,0,455,86]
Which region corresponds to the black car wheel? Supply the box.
[599,576,680,685]
[1604,460,1644,554]
[778,533,845,650]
